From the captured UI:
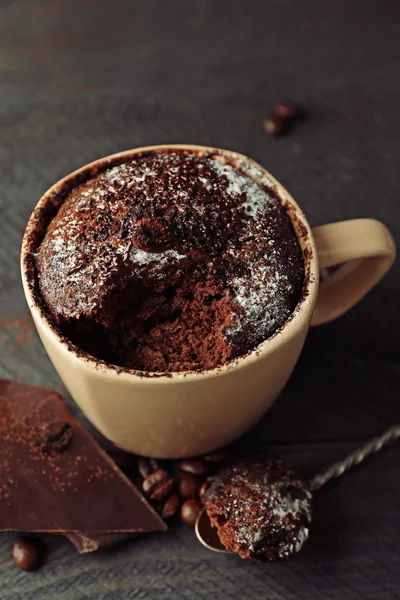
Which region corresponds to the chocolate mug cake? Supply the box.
[35,149,304,373]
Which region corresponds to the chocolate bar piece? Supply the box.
[66,532,134,553]
[0,378,166,541]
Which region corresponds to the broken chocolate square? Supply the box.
[0,378,166,544]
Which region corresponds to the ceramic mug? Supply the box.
[21,145,396,458]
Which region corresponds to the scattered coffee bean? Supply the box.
[264,114,286,137]
[142,469,174,502]
[142,469,168,493]
[198,481,209,500]
[151,477,174,502]
[162,494,180,519]
[203,449,229,463]
[138,457,159,479]
[180,499,202,527]
[135,453,229,524]
[179,459,209,476]
[41,421,73,453]
[12,538,41,571]
[177,473,201,500]
[275,100,298,120]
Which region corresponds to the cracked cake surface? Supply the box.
[35,150,304,372]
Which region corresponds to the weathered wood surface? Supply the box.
[0,0,399,597]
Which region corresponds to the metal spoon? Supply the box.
[195,425,400,553]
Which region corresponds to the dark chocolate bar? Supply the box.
[0,378,166,541]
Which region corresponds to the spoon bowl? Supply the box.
[195,508,230,553]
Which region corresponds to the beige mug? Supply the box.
[21,145,396,458]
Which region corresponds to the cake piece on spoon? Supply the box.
[201,457,311,561]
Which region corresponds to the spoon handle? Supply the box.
[309,424,400,492]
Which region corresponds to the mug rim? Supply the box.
[20,144,319,384]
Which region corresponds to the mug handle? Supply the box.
[311,218,396,325]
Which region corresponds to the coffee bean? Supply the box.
[180,499,202,527]
[142,469,174,502]
[203,449,229,463]
[142,469,168,493]
[177,473,201,499]
[198,481,209,500]
[41,421,73,453]
[151,477,174,502]
[138,457,159,479]
[275,100,298,120]
[179,459,209,476]
[12,538,41,571]
[162,494,180,519]
[264,114,286,136]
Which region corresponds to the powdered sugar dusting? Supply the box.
[228,262,289,337]
[211,160,274,217]
[130,247,186,266]
[206,158,299,346]
[295,526,309,553]
[234,466,312,556]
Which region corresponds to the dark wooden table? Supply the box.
[1,1,399,598]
